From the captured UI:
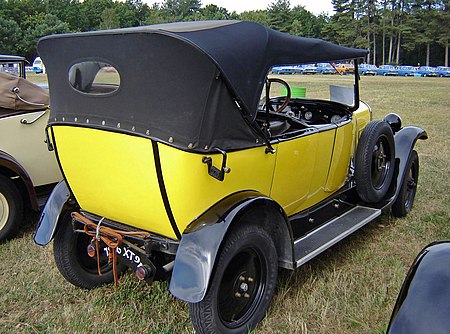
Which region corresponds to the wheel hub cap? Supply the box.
[0,193,10,230]
[376,145,386,171]
[234,275,255,298]
[240,282,249,292]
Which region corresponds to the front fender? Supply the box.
[390,126,427,204]
[34,180,71,246]
[169,191,290,303]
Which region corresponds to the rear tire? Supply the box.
[189,224,278,334]
[53,212,125,289]
[392,150,419,217]
[0,175,23,242]
[355,121,395,203]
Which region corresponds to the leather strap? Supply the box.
[72,212,151,285]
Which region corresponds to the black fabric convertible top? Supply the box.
[38,20,367,152]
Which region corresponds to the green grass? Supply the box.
[1,75,449,333]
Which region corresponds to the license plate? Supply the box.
[104,244,145,270]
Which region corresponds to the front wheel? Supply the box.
[0,175,23,242]
[189,224,278,334]
[392,150,419,217]
[53,212,125,289]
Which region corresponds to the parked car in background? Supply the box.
[271,66,295,74]
[34,20,427,334]
[436,66,450,77]
[334,63,345,74]
[396,65,416,76]
[416,66,438,77]
[316,63,336,74]
[0,55,61,242]
[271,65,297,75]
[334,63,355,74]
[387,241,450,334]
[359,64,377,76]
[341,63,355,73]
[375,65,398,76]
[300,63,317,74]
[32,57,45,74]
[0,54,27,78]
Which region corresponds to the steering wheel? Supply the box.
[266,78,291,113]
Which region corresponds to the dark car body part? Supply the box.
[387,241,450,334]
[389,126,427,206]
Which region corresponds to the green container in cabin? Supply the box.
[281,86,306,98]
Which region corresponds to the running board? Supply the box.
[294,206,381,268]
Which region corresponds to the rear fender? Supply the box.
[169,191,292,303]
[389,126,427,205]
[34,180,71,245]
[0,150,38,210]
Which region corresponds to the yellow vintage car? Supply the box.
[34,21,427,333]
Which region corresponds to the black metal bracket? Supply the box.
[45,126,54,151]
[202,148,231,181]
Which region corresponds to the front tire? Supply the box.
[0,175,23,242]
[53,212,124,289]
[392,150,419,217]
[189,224,278,334]
[355,121,395,203]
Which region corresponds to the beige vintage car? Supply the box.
[0,55,61,241]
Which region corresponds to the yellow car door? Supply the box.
[270,126,336,216]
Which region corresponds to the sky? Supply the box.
[200,0,334,15]
[145,1,335,16]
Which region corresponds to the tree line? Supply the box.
[0,0,448,66]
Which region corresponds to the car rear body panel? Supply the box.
[52,125,277,239]
[52,126,177,238]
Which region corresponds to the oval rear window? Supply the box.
[68,61,120,95]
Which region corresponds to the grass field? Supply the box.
[1,74,449,333]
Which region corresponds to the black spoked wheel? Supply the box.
[0,175,23,242]
[355,120,395,203]
[392,150,419,217]
[189,224,278,334]
[53,212,125,289]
